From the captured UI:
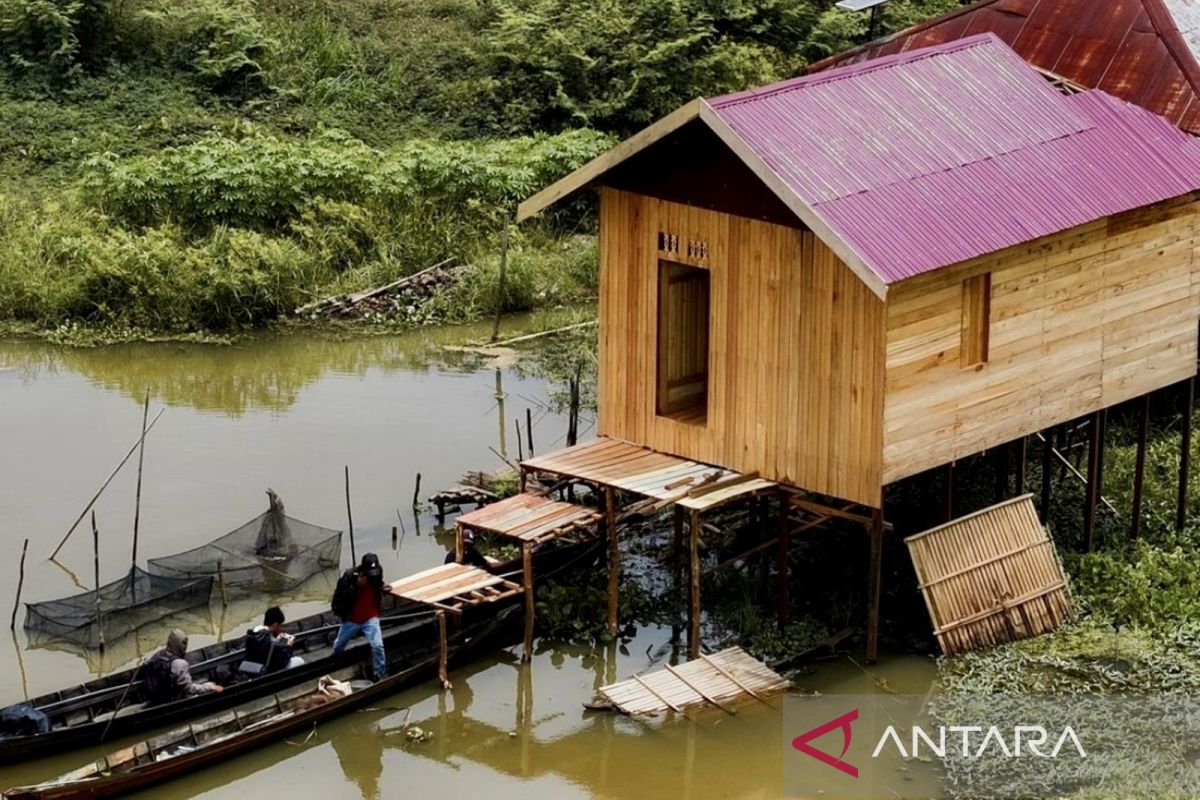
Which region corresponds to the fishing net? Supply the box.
[24,567,214,648]
[145,497,342,596]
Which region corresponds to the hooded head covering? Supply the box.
[166,628,189,658]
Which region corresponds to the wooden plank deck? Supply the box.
[905,494,1074,655]
[457,493,602,544]
[522,437,775,511]
[598,646,790,716]
[388,563,522,610]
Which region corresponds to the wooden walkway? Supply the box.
[521,436,775,511]
[598,646,790,716]
[457,493,601,544]
[906,494,1073,655]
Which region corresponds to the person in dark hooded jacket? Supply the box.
[238,606,304,677]
[141,629,223,705]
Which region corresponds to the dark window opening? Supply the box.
[656,260,710,423]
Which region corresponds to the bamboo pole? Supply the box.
[865,508,884,664]
[515,419,524,461]
[522,543,534,662]
[491,216,510,342]
[1015,437,1027,495]
[776,495,790,629]
[50,408,165,560]
[9,538,28,630]
[525,408,534,457]
[131,389,150,568]
[1132,394,1150,540]
[688,509,701,660]
[345,466,357,565]
[605,487,618,635]
[437,610,451,690]
[1040,427,1053,518]
[1178,377,1194,533]
[92,511,105,653]
[1083,410,1103,551]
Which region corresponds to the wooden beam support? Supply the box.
[1015,437,1027,495]
[1040,427,1053,519]
[437,611,451,690]
[688,509,701,660]
[522,542,534,662]
[605,486,619,635]
[944,462,954,523]
[1083,409,1104,552]
[454,523,464,564]
[865,508,884,664]
[1132,394,1150,541]
[788,497,876,528]
[776,495,790,630]
[1179,377,1194,533]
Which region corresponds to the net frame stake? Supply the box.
[345,466,357,566]
[91,511,105,654]
[131,389,150,570]
[9,538,28,630]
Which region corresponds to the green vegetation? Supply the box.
[0,0,956,337]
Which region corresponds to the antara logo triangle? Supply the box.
[792,708,859,778]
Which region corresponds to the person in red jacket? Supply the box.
[331,553,388,680]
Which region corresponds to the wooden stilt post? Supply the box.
[345,466,357,566]
[522,543,535,662]
[437,610,451,689]
[455,523,464,564]
[776,494,790,630]
[605,487,619,635]
[567,368,580,448]
[1178,377,1194,532]
[1083,410,1103,552]
[519,467,528,494]
[514,420,524,461]
[672,506,684,566]
[9,538,28,630]
[1132,394,1150,541]
[993,444,1009,503]
[865,507,884,664]
[1040,427,1054,518]
[943,462,954,523]
[688,509,701,660]
[526,408,535,457]
[1015,437,1027,495]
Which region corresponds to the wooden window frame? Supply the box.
[961,272,991,369]
[655,259,710,423]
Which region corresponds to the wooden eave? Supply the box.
[515,98,889,300]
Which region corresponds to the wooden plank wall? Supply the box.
[883,196,1200,483]
[598,187,886,506]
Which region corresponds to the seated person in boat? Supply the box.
[238,606,304,677]
[330,553,388,681]
[443,529,490,570]
[142,629,223,705]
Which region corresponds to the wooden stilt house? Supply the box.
[518,33,1200,511]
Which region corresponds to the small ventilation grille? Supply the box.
[658,231,680,253]
[658,231,708,261]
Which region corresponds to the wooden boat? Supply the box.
[0,536,599,765]
[3,605,518,800]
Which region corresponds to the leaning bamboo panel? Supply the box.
[905,494,1073,655]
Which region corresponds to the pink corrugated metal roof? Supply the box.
[708,33,1200,284]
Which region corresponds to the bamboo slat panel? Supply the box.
[457,493,602,544]
[522,436,775,510]
[388,563,521,610]
[599,646,790,715]
[905,494,1073,655]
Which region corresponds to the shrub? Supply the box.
[0,0,112,88]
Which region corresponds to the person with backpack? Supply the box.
[331,553,388,680]
[238,606,304,677]
[141,629,223,705]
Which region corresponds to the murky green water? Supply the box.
[0,324,936,799]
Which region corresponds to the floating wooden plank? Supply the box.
[905,494,1074,655]
[522,437,774,511]
[597,646,789,716]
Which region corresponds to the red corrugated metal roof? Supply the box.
[808,0,1200,135]
[709,34,1200,284]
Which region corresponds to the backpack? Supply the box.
[141,649,181,706]
[331,569,357,620]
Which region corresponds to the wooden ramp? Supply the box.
[521,437,775,510]
[905,494,1074,655]
[598,646,790,715]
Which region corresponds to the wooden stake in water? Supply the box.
[9,538,28,630]
[92,511,105,654]
[411,472,421,512]
[345,466,357,565]
[525,408,534,457]
[131,389,150,568]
